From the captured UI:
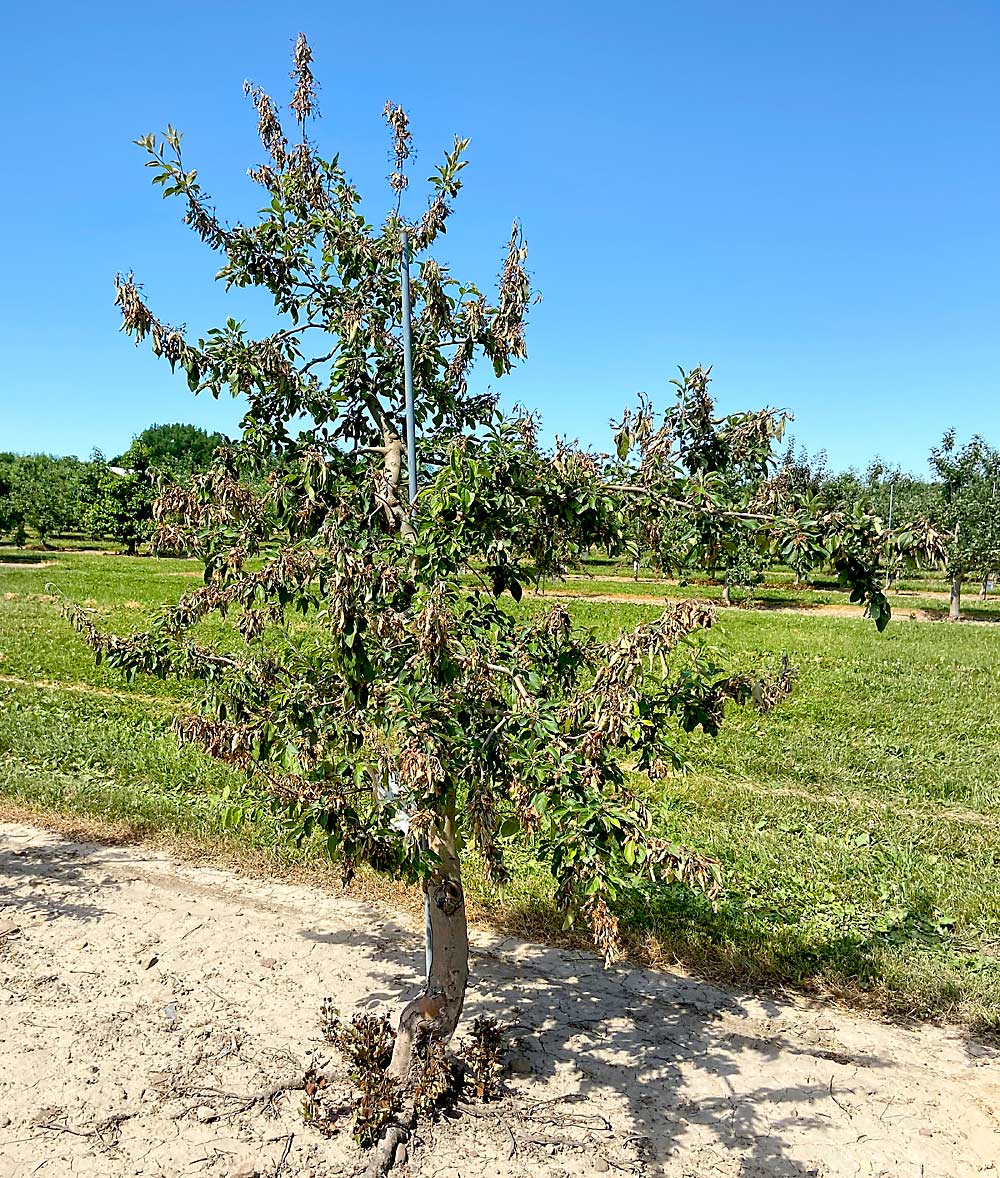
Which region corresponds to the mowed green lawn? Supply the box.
[1,549,998,1028]
[531,559,1000,620]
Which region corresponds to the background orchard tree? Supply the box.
[0,453,27,546]
[116,422,223,476]
[798,457,942,589]
[85,425,225,554]
[858,461,943,589]
[62,35,916,1167]
[84,446,158,555]
[4,454,85,546]
[930,430,1000,619]
[621,369,787,604]
[860,459,941,528]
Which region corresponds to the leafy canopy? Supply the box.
[114,422,224,475]
[65,35,910,961]
[2,454,85,544]
[930,430,1000,579]
[84,446,157,554]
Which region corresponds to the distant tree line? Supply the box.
[612,414,996,621]
[0,423,223,553]
[770,432,1000,618]
[2,417,998,618]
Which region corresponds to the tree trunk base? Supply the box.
[370,811,469,1173]
[949,573,962,622]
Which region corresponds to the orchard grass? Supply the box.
[1,550,998,1028]
[531,576,1000,619]
[534,564,1000,619]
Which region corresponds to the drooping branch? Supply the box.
[135,128,231,251]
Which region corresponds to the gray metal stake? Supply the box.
[399,227,432,984]
[400,229,418,506]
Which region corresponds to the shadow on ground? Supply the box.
[0,831,125,926]
[302,908,893,1176]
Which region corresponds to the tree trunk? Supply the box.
[388,804,469,1081]
[949,573,962,621]
[720,582,732,608]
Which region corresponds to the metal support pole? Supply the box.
[399,227,432,983]
[400,229,418,507]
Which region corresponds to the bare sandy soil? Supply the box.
[1,823,998,1178]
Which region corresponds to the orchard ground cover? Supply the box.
[1,548,998,1027]
[546,557,1000,619]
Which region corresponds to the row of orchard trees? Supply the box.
[768,434,1000,619]
[0,423,222,551]
[5,408,996,623]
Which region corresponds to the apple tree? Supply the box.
[930,430,1000,619]
[63,35,908,1167]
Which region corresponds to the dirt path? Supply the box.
[1,823,998,1177]
[532,589,878,616]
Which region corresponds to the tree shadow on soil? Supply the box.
[0,834,122,925]
[302,911,893,1176]
[610,881,1000,1031]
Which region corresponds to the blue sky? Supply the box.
[1,1,997,474]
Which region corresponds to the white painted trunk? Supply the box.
[949,573,962,621]
[388,806,469,1081]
